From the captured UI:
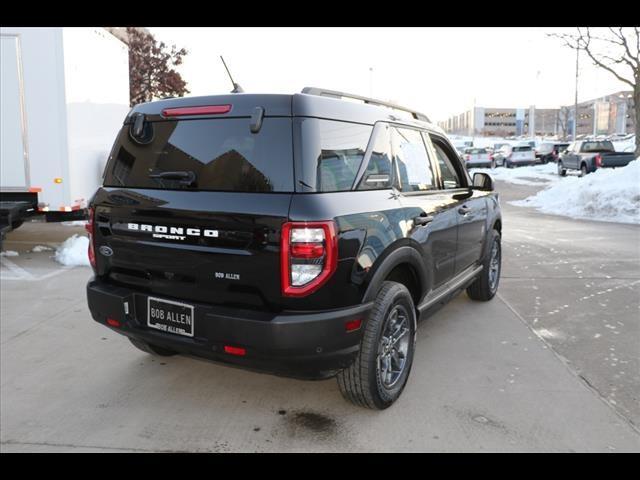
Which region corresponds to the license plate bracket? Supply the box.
[147,296,195,337]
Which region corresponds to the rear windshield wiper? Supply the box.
[148,171,197,186]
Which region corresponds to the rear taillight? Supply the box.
[85,207,96,270]
[464,154,471,161]
[281,221,338,297]
[595,154,602,168]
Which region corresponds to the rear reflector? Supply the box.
[345,318,362,332]
[162,105,232,117]
[224,345,246,356]
[106,318,121,327]
[290,243,325,259]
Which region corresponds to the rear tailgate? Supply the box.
[600,152,636,168]
[93,189,291,310]
[511,147,535,162]
[94,98,294,311]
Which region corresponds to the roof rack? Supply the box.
[301,87,430,123]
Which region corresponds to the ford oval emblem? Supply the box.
[99,246,113,257]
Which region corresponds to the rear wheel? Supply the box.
[337,281,416,410]
[467,229,501,301]
[557,161,567,176]
[580,164,588,177]
[128,337,178,356]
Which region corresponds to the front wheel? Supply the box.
[557,161,567,176]
[337,281,416,410]
[467,229,501,301]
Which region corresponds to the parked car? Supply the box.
[536,142,570,164]
[85,87,502,409]
[497,144,537,168]
[463,147,496,169]
[557,140,636,176]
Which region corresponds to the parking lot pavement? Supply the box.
[497,181,640,430]
[1,210,640,452]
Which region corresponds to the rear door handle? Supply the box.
[413,214,434,226]
[458,205,471,215]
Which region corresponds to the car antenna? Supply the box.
[220,56,244,93]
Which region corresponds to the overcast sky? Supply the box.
[148,27,630,122]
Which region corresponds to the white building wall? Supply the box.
[62,27,130,209]
[0,27,69,208]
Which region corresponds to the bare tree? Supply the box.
[550,27,639,155]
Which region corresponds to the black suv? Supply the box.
[86,88,502,409]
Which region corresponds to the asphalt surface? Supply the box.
[1,184,639,452]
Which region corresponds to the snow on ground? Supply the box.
[511,159,640,225]
[54,234,90,267]
[62,220,88,227]
[0,250,19,257]
[469,162,560,186]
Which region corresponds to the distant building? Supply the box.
[567,90,635,137]
[438,106,560,137]
[439,89,636,139]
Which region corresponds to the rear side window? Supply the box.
[294,118,373,192]
[104,117,294,192]
[391,127,436,192]
[315,120,373,192]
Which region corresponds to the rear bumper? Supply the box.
[466,161,493,168]
[86,278,372,379]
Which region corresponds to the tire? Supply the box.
[337,281,417,410]
[467,229,501,302]
[557,161,567,177]
[11,220,23,230]
[128,337,178,356]
[580,164,588,177]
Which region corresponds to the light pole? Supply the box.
[573,41,579,140]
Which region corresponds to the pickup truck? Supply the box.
[557,140,636,176]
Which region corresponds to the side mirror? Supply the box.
[472,172,494,191]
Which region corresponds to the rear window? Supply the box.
[513,146,532,152]
[581,141,614,153]
[103,117,294,192]
[467,148,487,154]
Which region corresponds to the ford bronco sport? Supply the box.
[86,87,502,409]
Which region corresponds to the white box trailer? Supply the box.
[0,27,129,235]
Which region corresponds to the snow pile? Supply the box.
[469,163,560,186]
[0,250,19,257]
[512,159,640,224]
[54,234,90,267]
[31,245,53,253]
[62,220,88,227]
